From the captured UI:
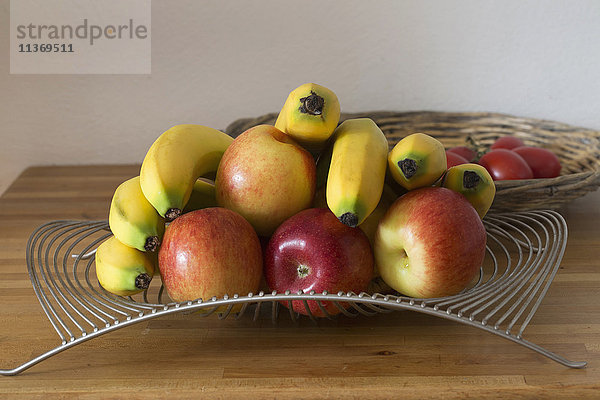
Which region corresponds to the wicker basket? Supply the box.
[225,111,600,212]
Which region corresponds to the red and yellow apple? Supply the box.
[264,208,374,317]
[374,187,486,298]
[158,207,263,302]
[215,124,316,236]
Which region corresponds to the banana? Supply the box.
[140,124,233,221]
[95,236,155,296]
[442,163,496,218]
[325,118,389,227]
[275,83,341,153]
[388,133,447,190]
[109,176,165,252]
[182,179,218,213]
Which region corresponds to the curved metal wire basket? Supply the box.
[0,210,587,375]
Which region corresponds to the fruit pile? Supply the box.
[95,83,500,316]
[446,136,562,180]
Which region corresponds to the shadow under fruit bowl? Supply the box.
[226,111,600,212]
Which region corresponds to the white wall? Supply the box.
[1,0,599,194]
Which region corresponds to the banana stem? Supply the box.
[299,91,324,116]
[463,171,481,189]
[398,159,418,179]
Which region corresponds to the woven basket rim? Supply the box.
[225,110,600,211]
[226,109,600,137]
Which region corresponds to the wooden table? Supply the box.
[0,165,598,399]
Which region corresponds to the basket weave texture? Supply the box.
[225,111,600,212]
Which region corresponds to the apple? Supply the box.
[264,208,374,317]
[158,207,263,303]
[374,187,486,298]
[216,124,316,236]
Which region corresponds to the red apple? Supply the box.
[216,124,316,236]
[374,187,486,298]
[158,207,263,303]
[264,208,374,317]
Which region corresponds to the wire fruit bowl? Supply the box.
[0,209,587,375]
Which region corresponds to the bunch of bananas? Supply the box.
[98,125,232,296]
[96,82,495,298]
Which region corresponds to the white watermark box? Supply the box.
[10,0,151,74]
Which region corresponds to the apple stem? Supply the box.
[297,264,311,278]
[134,273,152,290]
[165,208,182,222]
[398,159,418,179]
[299,91,324,116]
[339,212,359,228]
[463,170,481,189]
[144,236,160,252]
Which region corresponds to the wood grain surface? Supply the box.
[0,165,598,399]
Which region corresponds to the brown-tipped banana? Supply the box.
[325,118,389,227]
[275,83,340,153]
[95,236,156,296]
[388,133,447,190]
[140,124,233,221]
[442,163,496,218]
[109,176,165,252]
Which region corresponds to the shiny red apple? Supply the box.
[264,208,374,317]
[158,207,263,302]
[374,187,487,298]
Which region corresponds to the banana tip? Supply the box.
[463,170,481,189]
[339,212,359,228]
[165,208,182,222]
[144,236,160,252]
[135,273,152,290]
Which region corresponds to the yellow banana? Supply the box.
[95,236,155,296]
[442,163,496,218]
[275,83,340,153]
[388,133,447,190]
[109,176,165,252]
[325,118,389,227]
[140,125,233,221]
[182,179,218,213]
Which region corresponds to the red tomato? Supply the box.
[446,151,469,168]
[478,149,533,180]
[447,146,477,162]
[491,136,525,150]
[512,146,561,178]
